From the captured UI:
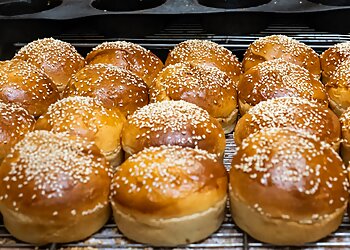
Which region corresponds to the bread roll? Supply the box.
[121,100,226,158]
[326,59,350,116]
[321,41,350,84]
[238,59,328,115]
[63,63,149,117]
[0,59,59,117]
[150,62,238,133]
[86,41,163,87]
[165,39,242,87]
[110,145,227,246]
[243,35,321,77]
[0,130,112,245]
[35,96,126,167]
[0,101,35,162]
[235,97,340,151]
[230,128,349,245]
[14,38,86,92]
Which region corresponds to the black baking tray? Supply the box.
[0,0,349,42]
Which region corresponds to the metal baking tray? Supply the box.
[0,0,350,40]
[1,21,350,249]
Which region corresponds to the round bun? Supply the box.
[0,101,35,162]
[243,35,321,77]
[230,128,349,245]
[63,63,149,117]
[35,96,126,167]
[339,108,350,166]
[121,100,226,158]
[165,39,242,87]
[110,145,227,246]
[321,42,350,84]
[86,41,163,87]
[0,59,59,117]
[235,97,341,151]
[0,130,112,245]
[14,38,86,92]
[326,59,350,116]
[150,62,238,133]
[237,59,328,115]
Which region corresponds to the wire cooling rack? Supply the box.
[2,20,350,249]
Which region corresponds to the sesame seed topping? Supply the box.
[0,130,110,204]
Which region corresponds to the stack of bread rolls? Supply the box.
[0,36,349,248]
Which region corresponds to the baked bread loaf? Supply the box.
[0,101,35,162]
[165,40,242,87]
[243,35,321,77]
[0,59,59,117]
[110,145,227,246]
[326,59,350,116]
[86,41,163,87]
[230,128,349,245]
[63,63,149,117]
[121,100,226,158]
[14,38,86,92]
[235,97,341,151]
[0,130,112,245]
[35,96,126,167]
[321,42,350,84]
[150,62,238,133]
[237,59,328,115]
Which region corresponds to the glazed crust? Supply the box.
[165,40,242,87]
[242,35,321,77]
[86,41,164,88]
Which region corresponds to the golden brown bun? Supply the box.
[35,96,126,167]
[111,145,227,246]
[242,35,321,77]
[0,101,35,162]
[62,63,149,117]
[165,40,242,87]
[230,128,349,245]
[321,42,350,84]
[150,62,238,133]
[0,130,112,245]
[0,59,59,117]
[235,97,341,151]
[14,38,86,92]
[326,59,350,116]
[238,59,328,115]
[86,41,163,88]
[121,100,226,158]
[339,108,350,166]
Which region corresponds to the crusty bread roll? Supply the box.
[110,145,227,246]
[0,59,59,117]
[0,101,35,162]
[35,96,126,167]
[150,62,238,133]
[63,63,149,117]
[230,128,349,245]
[86,41,163,87]
[326,59,350,116]
[165,39,242,87]
[238,59,328,115]
[14,38,86,92]
[121,100,226,159]
[0,130,112,245]
[243,35,321,77]
[321,41,350,84]
[235,97,341,151]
